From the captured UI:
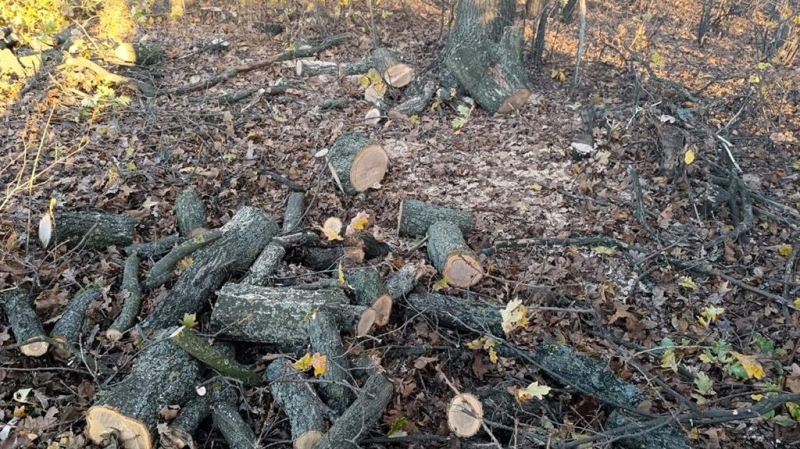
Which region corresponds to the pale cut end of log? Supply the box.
[364,85,383,104]
[444,254,483,288]
[364,108,382,126]
[106,328,123,342]
[383,64,414,88]
[447,393,483,438]
[294,430,324,449]
[356,308,377,337]
[370,294,393,327]
[86,405,152,449]
[350,145,388,191]
[20,339,49,357]
[497,88,531,115]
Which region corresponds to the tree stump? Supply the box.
[444,0,531,114]
[398,199,475,237]
[427,221,483,288]
[327,133,388,195]
[86,328,202,449]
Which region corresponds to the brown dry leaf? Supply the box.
[413,356,437,370]
[786,364,800,393]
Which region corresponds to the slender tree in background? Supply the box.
[572,0,587,87]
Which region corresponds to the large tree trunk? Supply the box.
[444,0,531,114]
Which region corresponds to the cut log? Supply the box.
[345,267,392,327]
[385,264,418,299]
[0,288,48,357]
[141,207,278,329]
[212,400,259,449]
[398,199,475,237]
[142,228,223,290]
[606,410,691,449]
[370,48,414,88]
[169,326,262,387]
[392,80,436,117]
[447,393,483,438]
[327,133,388,195]
[211,283,365,349]
[51,284,101,358]
[86,328,202,449]
[241,242,285,286]
[264,358,326,449]
[161,380,236,449]
[406,293,503,336]
[283,191,306,234]
[427,221,483,288]
[54,211,136,249]
[107,255,143,341]
[312,372,393,449]
[273,231,320,248]
[444,0,530,114]
[308,311,353,415]
[175,189,207,237]
[300,246,364,271]
[125,235,183,258]
[352,231,392,260]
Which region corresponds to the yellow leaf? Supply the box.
[466,338,483,350]
[311,353,327,376]
[688,427,700,439]
[126,161,136,171]
[357,75,370,89]
[593,245,616,255]
[751,394,764,401]
[488,347,498,363]
[661,348,678,372]
[697,315,709,328]
[749,74,760,84]
[500,299,528,335]
[678,276,699,290]
[180,313,198,328]
[778,244,793,257]
[105,166,119,190]
[482,337,498,349]
[514,381,551,403]
[684,148,696,165]
[345,212,369,236]
[337,262,346,286]
[409,115,419,124]
[433,277,449,291]
[795,297,800,309]
[177,257,193,271]
[700,306,724,323]
[293,353,313,371]
[529,183,542,191]
[319,217,343,241]
[732,352,764,379]
[49,198,57,216]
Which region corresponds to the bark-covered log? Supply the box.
[54,211,136,249]
[264,358,326,449]
[392,80,436,116]
[175,189,207,237]
[212,401,259,449]
[283,191,306,234]
[300,246,365,272]
[427,221,483,288]
[51,284,101,358]
[370,47,414,88]
[327,132,388,195]
[211,283,364,349]
[273,231,320,248]
[606,410,691,449]
[407,292,503,335]
[161,380,236,449]
[308,311,353,415]
[312,372,393,449]
[0,288,48,357]
[142,228,223,290]
[169,326,262,387]
[124,235,183,259]
[345,267,392,327]
[444,0,530,114]
[142,207,278,329]
[241,242,285,286]
[386,264,418,299]
[107,255,143,341]
[398,199,475,237]
[86,328,202,449]
[114,42,164,66]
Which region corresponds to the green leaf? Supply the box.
[456,104,471,117]
[753,333,776,355]
[388,416,409,436]
[452,117,466,129]
[693,372,715,396]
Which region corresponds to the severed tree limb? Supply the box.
[64,57,157,96]
[142,228,223,290]
[107,255,143,341]
[169,326,262,387]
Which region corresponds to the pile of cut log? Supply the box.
[0,128,488,449]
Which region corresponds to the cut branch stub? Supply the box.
[426,221,483,288]
[447,393,483,438]
[345,267,393,329]
[0,288,48,357]
[328,132,388,195]
[370,48,414,88]
[398,199,475,237]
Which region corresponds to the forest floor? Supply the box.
[1,0,800,448]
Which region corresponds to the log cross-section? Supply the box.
[427,221,483,288]
[327,132,389,195]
